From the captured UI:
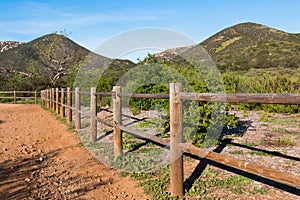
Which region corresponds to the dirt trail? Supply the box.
[0,104,150,200]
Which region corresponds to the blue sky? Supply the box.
[1,0,300,52]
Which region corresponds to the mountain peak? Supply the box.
[201,22,291,55]
[200,22,300,71]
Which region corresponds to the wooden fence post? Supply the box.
[75,87,81,130]
[41,90,44,105]
[13,90,16,104]
[45,90,48,108]
[56,88,59,114]
[90,87,97,142]
[35,90,37,104]
[50,89,52,109]
[49,89,51,108]
[48,89,50,108]
[67,87,72,123]
[61,88,65,118]
[51,88,55,110]
[113,86,122,156]
[47,89,50,108]
[170,82,184,198]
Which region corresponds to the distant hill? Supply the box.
[154,22,300,72]
[1,22,300,91]
[0,34,92,90]
[0,34,136,91]
[200,22,300,71]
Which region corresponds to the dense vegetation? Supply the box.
[201,22,300,72]
[222,67,300,113]
[0,34,90,91]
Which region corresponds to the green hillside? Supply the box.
[200,22,300,71]
[0,34,136,91]
[0,34,91,90]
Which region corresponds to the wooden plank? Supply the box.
[35,91,37,104]
[0,97,14,99]
[15,91,36,94]
[119,93,169,99]
[60,88,65,117]
[170,83,184,198]
[179,93,300,105]
[47,89,50,108]
[75,87,81,130]
[56,88,59,114]
[67,87,72,123]
[0,91,14,94]
[113,86,122,156]
[51,88,55,110]
[94,92,111,97]
[178,143,300,189]
[90,87,97,142]
[14,90,16,103]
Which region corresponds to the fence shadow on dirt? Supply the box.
[0,148,109,199]
[222,119,253,137]
[183,140,300,196]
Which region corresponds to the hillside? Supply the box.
[0,34,136,91]
[200,22,300,71]
[0,41,24,52]
[0,34,92,90]
[1,22,300,91]
[154,22,300,72]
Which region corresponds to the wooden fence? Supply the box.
[40,84,300,198]
[0,90,38,104]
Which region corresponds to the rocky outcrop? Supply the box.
[0,41,24,52]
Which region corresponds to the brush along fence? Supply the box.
[40,83,300,198]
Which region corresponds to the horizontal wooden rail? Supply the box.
[0,90,38,104]
[0,91,37,94]
[179,93,300,104]
[0,97,14,99]
[0,97,36,99]
[119,93,169,99]
[0,91,14,94]
[95,92,111,97]
[178,143,300,189]
[119,124,169,146]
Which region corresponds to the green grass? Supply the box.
[242,141,257,147]
[186,168,253,197]
[135,120,153,130]
[259,113,271,122]
[272,127,299,135]
[261,123,269,126]
[228,150,243,155]
[242,110,249,117]
[249,150,274,157]
[121,167,174,200]
[251,186,268,195]
[274,135,295,146]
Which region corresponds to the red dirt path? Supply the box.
[0,104,150,199]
